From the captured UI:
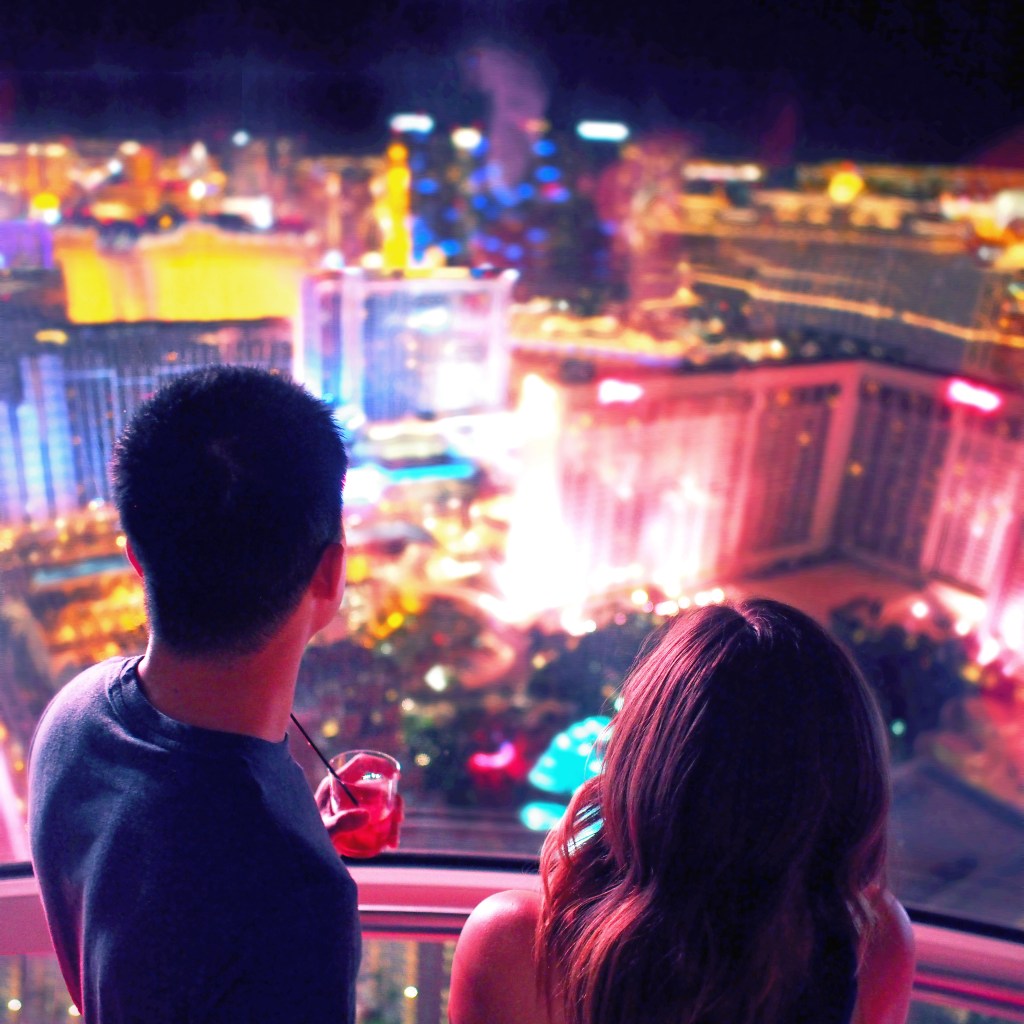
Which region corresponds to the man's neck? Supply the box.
[135,634,303,743]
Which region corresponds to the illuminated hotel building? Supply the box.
[0,142,73,209]
[738,240,1013,379]
[835,368,952,573]
[54,224,314,324]
[0,320,292,522]
[300,268,516,421]
[538,357,1024,648]
[633,171,1024,390]
[0,352,77,524]
[548,362,860,600]
[833,363,1024,607]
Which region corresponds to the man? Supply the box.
[29,366,369,1023]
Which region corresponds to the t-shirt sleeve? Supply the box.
[197,880,361,1024]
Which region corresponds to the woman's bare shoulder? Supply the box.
[449,890,548,1024]
[455,889,542,970]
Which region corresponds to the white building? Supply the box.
[300,268,517,422]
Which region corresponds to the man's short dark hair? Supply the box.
[111,366,347,656]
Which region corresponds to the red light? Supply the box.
[947,378,1002,413]
[468,741,517,771]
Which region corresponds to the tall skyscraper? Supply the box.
[544,362,860,603]
[835,368,954,573]
[300,268,516,422]
[0,352,77,523]
[834,364,1024,600]
[0,319,293,522]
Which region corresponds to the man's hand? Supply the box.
[315,775,370,841]
[314,752,405,856]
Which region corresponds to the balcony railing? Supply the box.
[2,856,1023,1022]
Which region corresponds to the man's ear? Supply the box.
[312,540,347,605]
[125,539,144,580]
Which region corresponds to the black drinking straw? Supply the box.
[289,713,360,807]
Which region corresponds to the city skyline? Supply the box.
[1,21,1023,1016]
[1,71,1024,942]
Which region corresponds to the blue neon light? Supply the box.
[350,460,478,486]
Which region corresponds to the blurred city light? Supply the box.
[519,801,566,832]
[389,113,435,134]
[424,665,448,692]
[827,168,866,205]
[451,127,482,151]
[528,716,610,795]
[468,741,516,770]
[344,465,387,505]
[405,304,449,331]
[684,162,762,182]
[947,378,1002,413]
[977,635,1002,666]
[998,602,1024,652]
[597,379,644,405]
[575,120,630,142]
[28,193,61,225]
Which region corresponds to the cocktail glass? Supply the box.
[326,750,401,858]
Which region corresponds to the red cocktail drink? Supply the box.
[327,751,401,858]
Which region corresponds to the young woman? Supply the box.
[449,599,915,1024]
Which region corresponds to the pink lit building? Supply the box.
[534,358,1024,652]
[548,362,860,600]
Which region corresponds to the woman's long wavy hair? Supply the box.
[537,599,890,1024]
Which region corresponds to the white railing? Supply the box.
[2,864,1022,1020]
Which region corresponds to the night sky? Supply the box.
[1,0,1023,163]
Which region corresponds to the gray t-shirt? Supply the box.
[29,656,360,1023]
